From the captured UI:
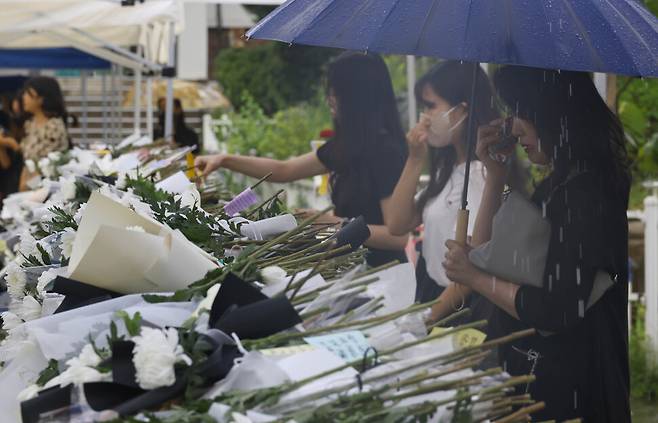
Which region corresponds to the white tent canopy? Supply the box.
[0,0,182,66]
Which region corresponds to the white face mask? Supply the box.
[427,105,466,148]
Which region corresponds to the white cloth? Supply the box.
[421,161,486,287]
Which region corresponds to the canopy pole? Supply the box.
[102,71,108,142]
[134,66,142,136]
[164,20,176,142]
[146,76,154,139]
[456,62,481,245]
[406,55,417,128]
[81,70,88,145]
[110,65,118,143]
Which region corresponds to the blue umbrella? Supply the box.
[246,0,658,242]
[247,0,658,77]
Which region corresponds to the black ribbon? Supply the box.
[209,273,302,339]
[336,216,370,252]
[21,385,73,423]
[51,276,121,314]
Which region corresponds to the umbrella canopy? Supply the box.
[247,0,658,77]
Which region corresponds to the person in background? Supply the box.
[8,77,72,190]
[0,92,26,201]
[154,98,200,152]
[439,67,631,421]
[195,52,409,267]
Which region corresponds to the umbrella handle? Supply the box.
[455,209,469,246]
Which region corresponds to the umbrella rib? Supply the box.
[600,0,658,70]
[323,0,376,49]
[366,0,403,51]
[558,0,606,70]
[460,0,476,60]
[414,0,443,52]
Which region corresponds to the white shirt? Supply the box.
[421,161,486,287]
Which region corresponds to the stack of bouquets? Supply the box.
[0,142,539,423]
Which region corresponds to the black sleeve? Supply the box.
[515,173,608,332]
[316,138,339,172]
[369,141,407,200]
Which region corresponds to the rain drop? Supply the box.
[579,243,583,259]
[548,275,553,291]
[579,300,585,317]
[574,390,578,409]
[556,263,561,280]
[569,83,573,97]
[492,276,497,293]
[559,226,564,243]
[567,208,572,224]
[542,201,547,218]
[513,250,518,266]
[549,22,552,32]
[576,267,581,285]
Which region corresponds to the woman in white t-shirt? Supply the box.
[384,61,524,306]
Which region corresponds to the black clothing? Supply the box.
[492,170,630,422]
[316,135,408,267]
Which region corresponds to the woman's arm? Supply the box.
[382,157,424,235]
[364,223,409,251]
[0,147,11,169]
[382,117,430,235]
[195,152,327,183]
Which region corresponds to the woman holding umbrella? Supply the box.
[384,61,505,303]
[196,51,409,267]
[439,66,631,422]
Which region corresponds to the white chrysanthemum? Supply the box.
[98,184,121,202]
[60,227,76,259]
[1,311,23,331]
[125,225,145,233]
[18,231,38,258]
[0,327,33,363]
[47,151,62,162]
[261,266,287,285]
[132,327,191,390]
[44,344,109,389]
[17,384,40,402]
[74,202,87,224]
[17,295,42,322]
[36,268,59,298]
[25,159,36,173]
[5,262,27,300]
[58,176,77,201]
[38,157,56,178]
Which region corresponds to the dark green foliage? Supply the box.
[215,43,337,114]
[35,359,59,387]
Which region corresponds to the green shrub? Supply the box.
[215,43,337,114]
[219,92,332,160]
[630,304,658,402]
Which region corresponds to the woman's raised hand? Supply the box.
[194,154,226,176]
[476,118,511,180]
[406,114,431,162]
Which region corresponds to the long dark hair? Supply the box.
[324,52,406,210]
[24,76,76,128]
[493,67,629,198]
[415,61,500,212]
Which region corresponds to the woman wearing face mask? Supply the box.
[440,67,631,421]
[196,52,409,267]
[384,61,506,303]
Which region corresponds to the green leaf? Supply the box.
[116,311,143,337]
[35,359,60,387]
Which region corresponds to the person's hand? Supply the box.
[476,118,512,181]
[0,135,20,152]
[136,148,151,162]
[442,239,481,287]
[294,208,343,225]
[195,154,226,177]
[406,114,431,162]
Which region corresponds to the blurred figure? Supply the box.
[0,92,25,200]
[154,98,200,152]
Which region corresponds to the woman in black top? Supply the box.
[196,52,409,266]
[438,67,630,422]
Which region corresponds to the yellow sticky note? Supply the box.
[318,174,329,196]
[430,327,487,350]
[185,152,196,180]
